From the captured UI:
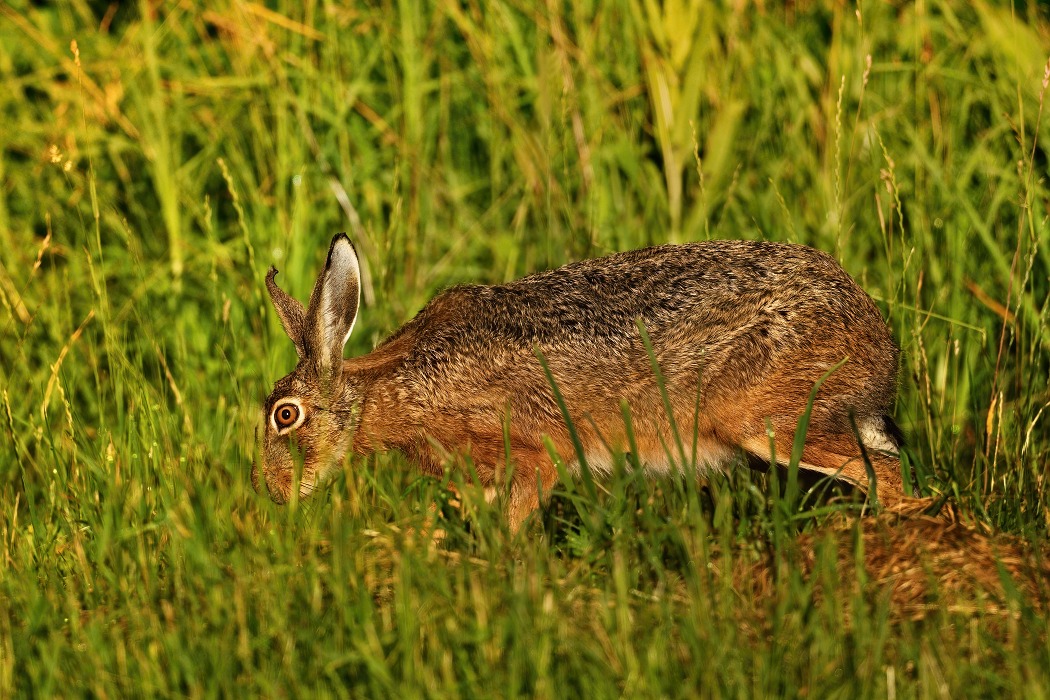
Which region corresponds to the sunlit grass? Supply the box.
[2,0,1049,696]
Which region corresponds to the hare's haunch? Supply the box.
[253,235,904,529]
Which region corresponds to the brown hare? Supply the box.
[253,234,905,530]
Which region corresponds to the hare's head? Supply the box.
[253,234,362,504]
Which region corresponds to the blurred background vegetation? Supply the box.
[2,0,1050,696]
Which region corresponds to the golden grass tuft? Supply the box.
[741,499,1050,623]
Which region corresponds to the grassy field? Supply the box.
[3,0,1050,696]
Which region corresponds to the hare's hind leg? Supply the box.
[742,421,905,504]
[790,431,905,504]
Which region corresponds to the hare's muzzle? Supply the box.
[250,459,291,504]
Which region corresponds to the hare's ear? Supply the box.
[305,233,360,384]
[266,267,308,358]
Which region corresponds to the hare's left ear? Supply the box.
[266,267,308,358]
[305,233,361,384]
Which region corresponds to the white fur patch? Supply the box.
[576,443,735,478]
[858,419,898,453]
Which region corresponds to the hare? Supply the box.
[253,234,905,530]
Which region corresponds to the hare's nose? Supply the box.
[250,426,261,493]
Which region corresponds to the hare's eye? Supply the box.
[273,403,301,430]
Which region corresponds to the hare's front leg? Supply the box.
[422,441,557,533]
[502,448,560,533]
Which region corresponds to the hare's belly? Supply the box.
[576,443,737,477]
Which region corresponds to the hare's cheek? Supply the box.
[281,433,312,473]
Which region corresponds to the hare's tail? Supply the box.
[882,414,904,450]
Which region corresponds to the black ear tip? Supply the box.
[266,266,279,282]
[327,232,358,265]
[329,232,351,250]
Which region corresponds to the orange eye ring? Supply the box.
[273,403,301,430]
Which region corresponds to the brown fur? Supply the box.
[254,236,905,530]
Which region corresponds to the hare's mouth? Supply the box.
[249,459,292,504]
[257,469,319,505]
[269,488,288,505]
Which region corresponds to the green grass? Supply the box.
[2,0,1050,696]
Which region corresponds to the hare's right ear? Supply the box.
[266,267,308,358]
[304,233,361,384]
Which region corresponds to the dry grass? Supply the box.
[740,500,1050,625]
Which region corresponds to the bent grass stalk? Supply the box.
[785,357,850,514]
[534,346,600,530]
[635,319,689,470]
